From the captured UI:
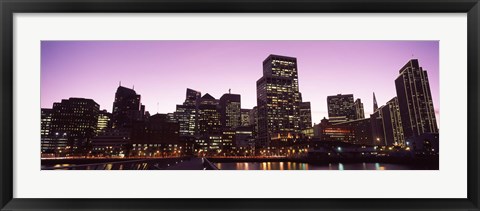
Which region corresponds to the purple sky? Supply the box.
[41,41,439,126]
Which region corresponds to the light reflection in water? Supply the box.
[214,162,413,170]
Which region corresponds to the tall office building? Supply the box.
[175,88,201,137]
[300,102,313,129]
[395,59,438,139]
[219,93,241,129]
[196,93,223,152]
[111,86,143,129]
[50,98,100,154]
[50,98,100,139]
[327,94,356,123]
[256,54,302,147]
[354,98,365,119]
[198,93,222,135]
[380,97,405,146]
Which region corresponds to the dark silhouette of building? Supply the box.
[256,54,303,148]
[130,113,181,157]
[327,94,356,123]
[175,88,201,137]
[249,106,258,140]
[354,98,365,119]
[111,86,144,129]
[219,93,241,129]
[370,108,385,146]
[373,92,379,112]
[50,98,100,154]
[395,59,438,139]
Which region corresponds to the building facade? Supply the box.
[111,86,144,129]
[219,93,241,129]
[380,97,405,146]
[395,59,438,139]
[327,94,356,123]
[241,109,251,126]
[50,98,100,154]
[300,102,313,130]
[256,54,303,148]
[175,88,201,137]
[354,98,365,119]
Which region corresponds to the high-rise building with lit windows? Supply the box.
[300,102,312,130]
[327,94,356,123]
[50,98,100,139]
[256,54,302,148]
[219,93,241,129]
[96,109,111,134]
[175,88,201,137]
[395,59,438,139]
[50,98,100,154]
[380,97,405,146]
[41,108,53,137]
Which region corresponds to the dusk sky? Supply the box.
[41,41,439,126]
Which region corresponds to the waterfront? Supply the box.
[214,162,436,170]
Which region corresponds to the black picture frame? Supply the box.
[1,0,479,210]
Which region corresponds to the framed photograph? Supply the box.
[1,0,479,210]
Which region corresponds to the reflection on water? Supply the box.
[44,162,152,170]
[215,162,417,170]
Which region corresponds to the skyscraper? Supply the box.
[111,86,143,129]
[219,93,241,129]
[327,94,356,123]
[197,93,223,153]
[354,98,365,119]
[175,88,201,137]
[50,98,100,154]
[50,98,100,139]
[395,59,438,139]
[256,54,302,148]
[300,102,313,129]
[198,93,221,135]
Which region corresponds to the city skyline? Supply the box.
[41,41,439,127]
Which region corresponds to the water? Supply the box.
[214,162,431,170]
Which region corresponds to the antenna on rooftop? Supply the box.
[157,102,159,114]
[119,81,121,86]
[229,88,231,94]
[132,85,135,90]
